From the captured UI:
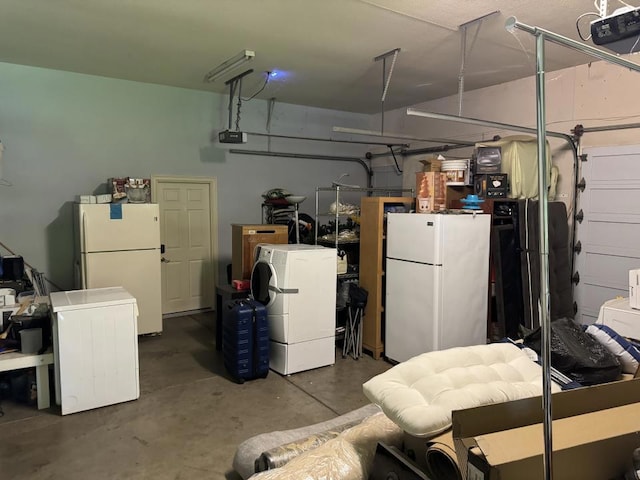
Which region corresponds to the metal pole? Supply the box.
[406,109,576,146]
[535,32,553,480]
[381,57,386,135]
[244,131,409,148]
[582,122,640,133]
[228,149,373,188]
[458,25,467,116]
[332,125,476,146]
[365,143,470,160]
[506,17,640,73]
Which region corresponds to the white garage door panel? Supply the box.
[590,189,640,216]
[586,221,640,257]
[576,283,627,319]
[575,145,640,325]
[592,154,640,181]
[583,252,640,290]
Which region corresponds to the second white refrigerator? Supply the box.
[75,203,162,335]
[384,213,491,363]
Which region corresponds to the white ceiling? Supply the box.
[0,0,620,113]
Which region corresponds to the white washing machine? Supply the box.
[251,244,337,375]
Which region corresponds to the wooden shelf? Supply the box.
[317,238,360,246]
[358,196,414,360]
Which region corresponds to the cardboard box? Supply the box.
[419,157,442,172]
[453,378,640,480]
[415,172,447,213]
[231,224,288,280]
[474,173,508,199]
[96,194,112,204]
[77,195,97,204]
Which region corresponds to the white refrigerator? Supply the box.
[75,203,162,335]
[385,213,491,363]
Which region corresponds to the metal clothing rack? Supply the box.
[504,18,640,480]
[406,22,640,477]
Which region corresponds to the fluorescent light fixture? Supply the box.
[203,50,255,83]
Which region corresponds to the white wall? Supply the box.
[3,58,637,291]
[0,62,371,289]
[371,59,640,203]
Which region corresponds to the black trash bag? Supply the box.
[523,317,622,385]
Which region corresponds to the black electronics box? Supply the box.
[2,255,24,281]
[475,173,508,198]
[475,146,502,174]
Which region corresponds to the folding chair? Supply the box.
[342,284,368,359]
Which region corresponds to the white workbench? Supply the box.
[0,350,54,409]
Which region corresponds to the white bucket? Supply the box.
[441,159,470,185]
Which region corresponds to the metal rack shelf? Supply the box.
[314,186,413,250]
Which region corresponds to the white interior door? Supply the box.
[574,145,640,324]
[154,177,217,314]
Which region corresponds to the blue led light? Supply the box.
[269,71,278,77]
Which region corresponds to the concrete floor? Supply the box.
[0,312,392,479]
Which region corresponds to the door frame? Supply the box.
[151,175,219,311]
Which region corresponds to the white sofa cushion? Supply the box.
[363,343,560,437]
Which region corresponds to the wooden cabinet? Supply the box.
[359,196,414,359]
[231,224,288,280]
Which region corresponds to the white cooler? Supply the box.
[597,297,640,341]
[50,287,140,415]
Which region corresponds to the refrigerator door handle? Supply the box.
[81,212,88,289]
[81,212,88,254]
[81,258,88,290]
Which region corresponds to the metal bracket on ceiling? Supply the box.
[224,69,254,131]
[457,11,500,117]
[598,0,609,17]
[374,48,401,136]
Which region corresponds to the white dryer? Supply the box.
[251,244,336,375]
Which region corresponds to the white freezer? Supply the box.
[50,287,140,415]
[385,212,491,363]
[387,213,442,265]
[385,259,440,360]
[597,297,640,340]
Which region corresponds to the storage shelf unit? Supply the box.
[314,186,414,250]
[262,202,295,225]
[359,196,414,359]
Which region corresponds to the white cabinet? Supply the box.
[50,287,140,415]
